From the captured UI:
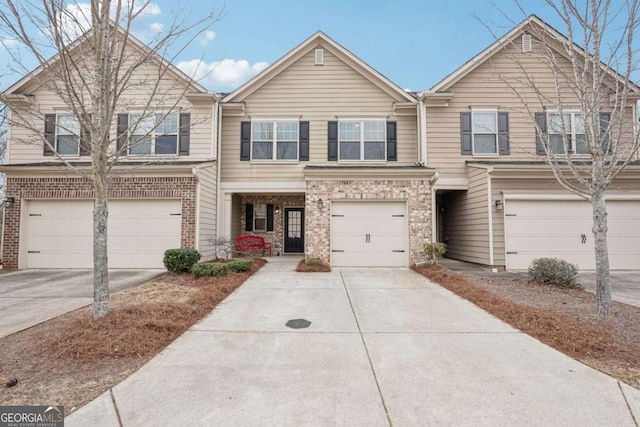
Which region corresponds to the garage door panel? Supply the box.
[25,199,181,269]
[505,199,640,271]
[331,201,407,267]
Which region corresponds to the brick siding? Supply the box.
[2,176,197,270]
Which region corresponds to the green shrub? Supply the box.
[191,262,229,278]
[528,257,581,289]
[423,242,447,264]
[163,248,202,273]
[306,257,322,266]
[227,259,254,272]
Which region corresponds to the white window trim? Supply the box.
[127,112,180,157]
[254,203,267,232]
[250,119,300,162]
[337,119,387,162]
[55,113,81,157]
[471,108,499,157]
[546,109,588,157]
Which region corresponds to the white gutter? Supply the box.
[430,172,440,243]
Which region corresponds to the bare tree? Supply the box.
[0,0,218,318]
[489,1,640,317]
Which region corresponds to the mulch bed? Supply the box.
[0,259,265,412]
[414,265,640,389]
[296,259,331,272]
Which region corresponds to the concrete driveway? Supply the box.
[580,272,640,308]
[0,269,164,338]
[68,258,640,426]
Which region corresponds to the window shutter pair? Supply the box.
[460,112,510,155]
[240,121,310,161]
[327,121,397,161]
[535,112,611,155]
[116,113,191,155]
[244,203,274,232]
[43,113,91,156]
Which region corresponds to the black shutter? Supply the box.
[535,112,547,155]
[117,114,128,153]
[498,112,509,155]
[600,112,611,154]
[240,121,251,161]
[386,121,397,161]
[266,204,274,231]
[460,112,472,155]
[44,114,56,156]
[328,121,338,161]
[179,113,190,155]
[245,204,254,232]
[79,114,91,156]
[299,121,309,161]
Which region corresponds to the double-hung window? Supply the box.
[129,113,179,155]
[55,114,81,156]
[338,120,386,161]
[253,204,267,231]
[547,111,587,155]
[252,121,298,160]
[472,111,498,155]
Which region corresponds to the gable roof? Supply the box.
[3,24,213,98]
[428,14,640,94]
[223,31,416,103]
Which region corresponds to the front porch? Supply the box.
[229,193,306,257]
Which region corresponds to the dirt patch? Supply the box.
[0,259,265,412]
[296,259,331,272]
[414,265,640,389]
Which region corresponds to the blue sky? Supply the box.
[0,0,631,93]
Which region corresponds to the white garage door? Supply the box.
[24,199,182,269]
[331,201,408,267]
[504,199,640,270]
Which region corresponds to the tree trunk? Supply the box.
[93,175,109,319]
[592,190,612,317]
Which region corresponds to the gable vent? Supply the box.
[522,34,532,53]
[315,48,324,65]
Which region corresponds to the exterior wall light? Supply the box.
[316,198,324,210]
[495,200,504,211]
[3,197,15,209]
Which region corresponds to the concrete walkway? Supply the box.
[67,258,640,426]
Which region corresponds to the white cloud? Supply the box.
[0,37,19,49]
[149,23,164,34]
[134,3,161,16]
[177,58,269,90]
[198,30,216,46]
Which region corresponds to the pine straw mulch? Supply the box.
[0,258,266,413]
[413,265,640,389]
[296,259,331,272]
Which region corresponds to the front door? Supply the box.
[284,208,304,253]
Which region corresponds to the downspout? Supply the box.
[192,166,201,252]
[430,172,439,243]
[487,166,495,268]
[215,99,223,237]
[419,93,427,165]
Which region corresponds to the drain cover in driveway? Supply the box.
[286,319,311,329]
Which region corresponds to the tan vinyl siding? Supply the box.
[442,166,490,264]
[7,46,213,164]
[196,163,217,260]
[491,176,640,267]
[220,47,418,183]
[426,35,636,180]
